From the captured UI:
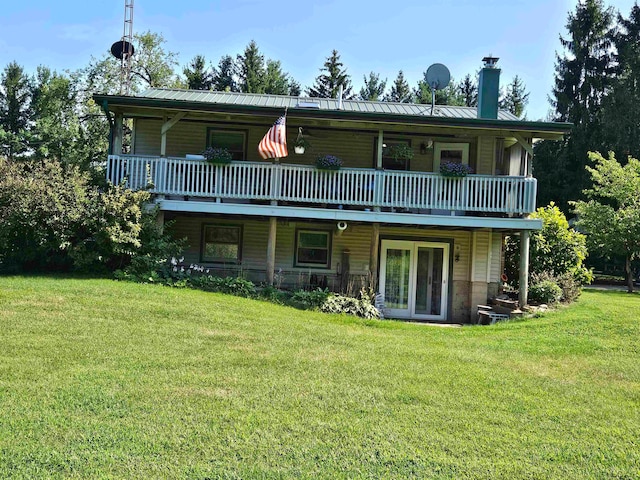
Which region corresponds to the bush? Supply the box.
[320,288,381,319]
[289,288,330,310]
[189,275,256,297]
[529,276,563,304]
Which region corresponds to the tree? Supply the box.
[500,75,529,118]
[601,4,640,161]
[573,152,640,292]
[505,203,591,301]
[535,0,614,212]
[385,70,412,103]
[212,55,237,92]
[263,59,299,95]
[30,66,82,164]
[0,61,32,159]
[130,31,180,89]
[237,40,265,93]
[458,73,477,107]
[359,72,386,101]
[182,55,213,90]
[306,50,354,99]
[414,72,463,106]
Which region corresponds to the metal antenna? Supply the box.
[120,0,134,95]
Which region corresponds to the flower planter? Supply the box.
[294,146,306,154]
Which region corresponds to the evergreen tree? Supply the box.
[237,40,265,93]
[458,73,477,107]
[385,70,412,103]
[0,61,32,159]
[263,59,299,96]
[535,0,614,211]
[212,55,237,92]
[358,72,386,101]
[288,80,301,96]
[306,50,354,99]
[601,4,640,161]
[500,75,529,118]
[182,55,213,90]
[414,72,463,106]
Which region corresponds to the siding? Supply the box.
[133,118,489,173]
[476,136,495,175]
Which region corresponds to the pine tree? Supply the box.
[500,75,529,118]
[0,61,32,159]
[237,40,265,94]
[212,55,237,92]
[458,73,477,107]
[601,4,640,160]
[535,0,614,211]
[385,70,412,103]
[263,59,299,96]
[306,50,354,99]
[414,72,463,106]
[359,72,386,101]
[183,55,213,90]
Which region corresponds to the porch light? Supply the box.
[420,138,433,154]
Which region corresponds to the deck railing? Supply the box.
[106,155,537,214]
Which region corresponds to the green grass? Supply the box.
[1,277,639,479]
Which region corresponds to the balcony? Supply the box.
[106,155,537,217]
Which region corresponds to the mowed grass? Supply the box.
[0,277,639,479]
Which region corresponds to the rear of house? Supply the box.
[95,60,569,323]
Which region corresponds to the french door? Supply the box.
[379,240,450,320]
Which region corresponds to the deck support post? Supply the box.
[370,223,380,290]
[156,210,165,234]
[266,216,277,285]
[519,230,530,307]
[113,113,123,154]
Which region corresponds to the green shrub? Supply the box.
[289,288,330,310]
[529,278,563,305]
[189,275,256,297]
[259,285,291,305]
[320,289,381,319]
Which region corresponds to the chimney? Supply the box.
[477,56,500,119]
[337,85,344,110]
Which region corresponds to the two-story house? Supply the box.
[94,58,570,323]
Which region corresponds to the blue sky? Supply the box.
[0,0,636,120]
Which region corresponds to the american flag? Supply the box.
[258,115,288,159]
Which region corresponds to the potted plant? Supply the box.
[202,147,233,165]
[315,154,343,171]
[439,161,473,178]
[294,136,311,154]
[384,144,414,162]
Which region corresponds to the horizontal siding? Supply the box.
[471,230,490,282]
[490,231,503,282]
[476,136,495,175]
[134,118,490,173]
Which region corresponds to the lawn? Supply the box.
[0,277,639,479]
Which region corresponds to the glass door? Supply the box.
[379,240,449,320]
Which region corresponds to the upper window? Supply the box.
[201,225,242,263]
[207,129,246,161]
[295,230,331,269]
[374,138,412,171]
[434,142,469,172]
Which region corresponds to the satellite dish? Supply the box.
[110,40,135,60]
[426,63,451,90]
[425,63,451,115]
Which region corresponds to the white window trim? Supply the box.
[433,142,470,172]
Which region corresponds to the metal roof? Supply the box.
[136,88,521,121]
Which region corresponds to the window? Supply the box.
[374,138,411,170]
[433,142,469,172]
[207,129,246,161]
[295,230,331,268]
[201,225,242,263]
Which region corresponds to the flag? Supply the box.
[258,115,288,159]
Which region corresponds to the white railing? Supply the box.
[106,155,537,214]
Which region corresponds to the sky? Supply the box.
[0,0,637,121]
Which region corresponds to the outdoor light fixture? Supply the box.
[420,138,434,154]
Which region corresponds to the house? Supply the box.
[94,58,570,323]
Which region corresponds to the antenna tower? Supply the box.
[120,0,134,95]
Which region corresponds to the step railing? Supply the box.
[106,155,536,214]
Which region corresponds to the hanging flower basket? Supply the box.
[316,154,343,171]
[440,161,473,178]
[203,147,232,165]
[294,128,311,154]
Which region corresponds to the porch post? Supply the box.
[160,115,167,157]
[519,230,530,307]
[113,113,124,154]
[370,223,380,290]
[156,210,165,234]
[266,216,277,285]
[375,131,384,212]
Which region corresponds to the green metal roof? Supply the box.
[94,88,572,135]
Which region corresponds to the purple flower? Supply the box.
[316,154,343,170]
[440,161,473,177]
